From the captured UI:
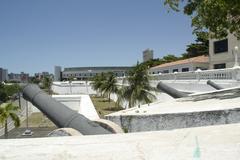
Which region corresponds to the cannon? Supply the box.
[207,80,224,90]
[22,84,113,135]
[157,81,188,98]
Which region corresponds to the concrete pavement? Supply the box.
[0,123,239,159]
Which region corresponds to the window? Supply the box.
[214,63,226,69]
[214,39,228,54]
[163,70,169,73]
[182,68,189,72]
[172,69,178,73]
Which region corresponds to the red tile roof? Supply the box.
[151,55,209,69]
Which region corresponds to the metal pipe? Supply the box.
[22,84,112,135]
[207,80,224,90]
[157,81,188,98]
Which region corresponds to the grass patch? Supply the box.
[90,96,123,118]
[20,112,56,128]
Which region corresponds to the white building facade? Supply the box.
[209,33,240,69]
[149,55,209,74]
[143,49,154,62]
[0,68,8,82]
[54,66,62,81]
[62,66,132,80]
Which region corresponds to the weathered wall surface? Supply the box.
[1,123,240,160]
[106,108,240,133]
[150,80,240,92]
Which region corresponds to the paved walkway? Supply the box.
[0,127,57,139]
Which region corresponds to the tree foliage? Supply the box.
[29,77,41,84]
[91,65,156,108]
[0,83,21,103]
[183,33,209,58]
[43,76,53,94]
[101,72,118,102]
[164,0,240,39]
[120,64,156,108]
[0,103,20,138]
[162,54,179,62]
[91,73,107,96]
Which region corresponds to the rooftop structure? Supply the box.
[1,122,240,159]
[143,48,154,62]
[0,68,8,82]
[54,66,62,81]
[8,72,29,83]
[209,33,240,69]
[34,72,50,80]
[149,55,209,74]
[62,66,132,80]
[106,86,240,132]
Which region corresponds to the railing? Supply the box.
[116,67,240,83]
[149,67,240,81]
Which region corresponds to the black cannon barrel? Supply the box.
[157,81,188,98]
[207,80,224,90]
[22,84,112,135]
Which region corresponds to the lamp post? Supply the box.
[86,70,92,94]
[18,92,21,109]
[69,80,72,94]
[233,46,239,68]
[22,100,33,136]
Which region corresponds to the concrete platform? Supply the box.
[106,87,240,132]
[0,123,240,160]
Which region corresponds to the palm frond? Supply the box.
[10,113,20,127]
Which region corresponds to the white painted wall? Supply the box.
[28,94,99,120]
[52,81,96,95]
[209,33,240,69]
[1,123,240,160]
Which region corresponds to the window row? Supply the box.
[63,72,125,77]
[151,68,189,74]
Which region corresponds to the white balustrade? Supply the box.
[117,67,240,83]
[149,68,240,81]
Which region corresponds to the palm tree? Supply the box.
[101,72,118,102]
[91,73,106,97]
[68,76,74,94]
[43,76,53,94]
[119,63,156,108]
[0,103,20,138]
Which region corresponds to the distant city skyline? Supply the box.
[0,0,195,75]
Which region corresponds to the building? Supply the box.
[54,66,62,81]
[8,72,29,83]
[143,49,154,62]
[149,55,209,74]
[62,66,132,80]
[35,72,50,80]
[0,68,8,82]
[209,33,240,69]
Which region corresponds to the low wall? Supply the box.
[106,108,240,133]
[150,80,240,92]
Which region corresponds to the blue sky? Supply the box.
[0,0,194,75]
